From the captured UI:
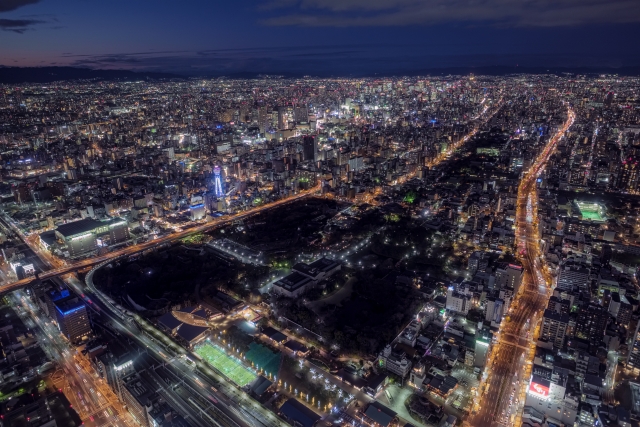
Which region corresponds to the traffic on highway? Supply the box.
[470,106,575,427]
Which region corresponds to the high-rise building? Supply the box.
[97,347,135,401]
[348,156,364,172]
[190,203,206,221]
[294,105,308,123]
[556,264,590,292]
[494,263,524,293]
[541,309,569,349]
[574,304,608,350]
[468,251,488,274]
[474,329,492,368]
[51,291,91,343]
[616,155,640,192]
[446,287,470,315]
[121,373,154,427]
[485,296,504,328]
[608,292,632,327]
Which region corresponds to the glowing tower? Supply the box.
[213,166,224,197]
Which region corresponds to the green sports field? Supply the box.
[576,201,605,222]
[195,342,256,386]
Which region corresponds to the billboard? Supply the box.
[528,381,549,398]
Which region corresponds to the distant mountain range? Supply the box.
[2,65,640,84]
[237,65,640,78]
[0,67,182,84]
[407,65,640,77]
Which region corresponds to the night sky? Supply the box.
[1,0,640,76]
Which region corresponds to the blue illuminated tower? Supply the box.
[213,166,224,197]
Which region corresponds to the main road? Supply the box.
[0,184,321,294]
[470,105,574,427]
[10,290,135,427]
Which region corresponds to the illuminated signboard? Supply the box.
[528,381,549,398]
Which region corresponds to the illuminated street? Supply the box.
[9,290,134,427]
[470,106,575,427]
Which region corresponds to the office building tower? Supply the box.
[474,330,491,367]
[50,290,91,344]
[608,292,632,327]
[294,105,308,123]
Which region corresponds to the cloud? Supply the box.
[0,0,40,13]
[261,0,640,27]
[0,18,44,33]
[59,46,384,75]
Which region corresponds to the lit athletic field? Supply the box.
[195,342,256,386]
[576,201,605,222]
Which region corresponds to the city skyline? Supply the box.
[2,1,640,426]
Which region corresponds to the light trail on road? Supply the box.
[470,106,574,427]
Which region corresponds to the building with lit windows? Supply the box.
[47,289,91,344]
[122,373,154,427]
[524,364,579,426]
[574,304,608,351]
[494,263,524,293]
[48,217,130,258]
[556,264,590,292]
[541,310,569,349]
[616,156,640,193]
[96,346,135,401]
[445,287,470,315]
[484,297,504,328]
[377,344,412,378]
[627,321,640,374]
